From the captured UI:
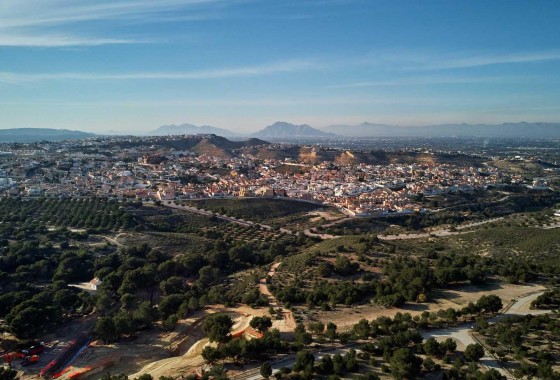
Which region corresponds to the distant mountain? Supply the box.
[0,128,94,143]
[150,123,238,137]
[105,134,268,159]
[322,122,560,138]
[253,122,336,138]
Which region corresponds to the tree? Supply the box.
[260,362,273,379]
[202,313,233,343]
[113,312,136,337]
[478,369,506,380]
[442,338,457,353]
[294,323,312,346]
[423,357,436,371]
[0,366,18,380]
[333,255,358,275]
[162,315,178,331]
[389,348,422,379]
[99,374,128,380]
[197,266,221,288]
[353,319,370,339]
[158,294,183,319]
[464,343,485,362]
[250,316,272,333]
[318,354,334,374]
[133,301,158,327]
[201,346,221,364]
[423,338,444,357]
[476,295,503,314]
[293,350,315,372]
[159,277,185,296]
[95,316,117,342]
[325,322,338,342]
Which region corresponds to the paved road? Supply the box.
[422,290,550,380]
[422,324,510,378]
[500,291,551,317]
[235,346,358,380]
[234,290,550,380]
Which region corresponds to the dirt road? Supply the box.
[422,290,550,380]
[259,262,296,331]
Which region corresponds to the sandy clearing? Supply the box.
[259,262,296,331]
[312,282,546,330]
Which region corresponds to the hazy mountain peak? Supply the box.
[253,121,335,138]
[0,128,95,143]
[150,123,238,137]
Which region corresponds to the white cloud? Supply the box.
[424,51,560,70]
[327,75,534,89]
[0,0,232,47]
[0,34,140,48]
[0,59,318,84]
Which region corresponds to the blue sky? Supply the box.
[1,0,559,133]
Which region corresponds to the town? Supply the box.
[1,134,557,217]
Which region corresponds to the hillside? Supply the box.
[242,145,484,166]
[0,128,94,143]
[253,121,335,138]
[102,134,268,159]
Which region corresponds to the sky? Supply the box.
[1,0,560,134]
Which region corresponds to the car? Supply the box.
[21,343,45,356]
[21,355,40,366]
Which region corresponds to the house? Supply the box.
[89,277,103,291]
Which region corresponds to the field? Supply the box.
[184,197,333,228]
[311,283,546,330]
[3,196,559,380]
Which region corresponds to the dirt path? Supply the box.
[422,289,551,380]
[501,291,551,316]
[128,309,256,379]
[379,217,504,240]
[259,262,296,331]
[102,232,128,247]
[313,283,546,331]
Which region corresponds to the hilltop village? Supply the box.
[0,134,554,216]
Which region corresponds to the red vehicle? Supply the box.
[22,343,45,356]
[4,352,25,365]
[21,355,40,367]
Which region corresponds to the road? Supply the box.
[379,217,504,241]
[233,290,551,380]
[258,262,295,330]
[499,291,551,317]
[422,290,551,379]
[162,202,298,235]
[302,216,349,240]
[233,345,358,380]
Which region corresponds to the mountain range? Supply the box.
[149,123,239,137]
[0,128,94,143]
[1,122,559,143]
[322,122,560,138]
[252,121,334,138]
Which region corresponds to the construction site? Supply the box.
[4,302,292,380]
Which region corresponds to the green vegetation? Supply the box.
[0,197,137,235]
[185,198,324,226]
[0,237,97,338]
[531,288,560,310]
[477,313,560,379]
